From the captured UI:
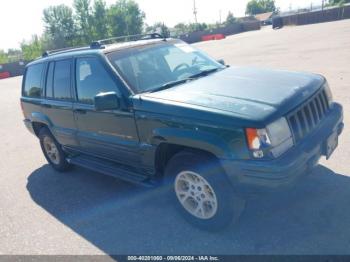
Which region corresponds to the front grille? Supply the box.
[288,89,329,143]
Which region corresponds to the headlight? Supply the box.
[323,81,333,106]
[245,117,294,159]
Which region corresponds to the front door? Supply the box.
[73,56,140,166]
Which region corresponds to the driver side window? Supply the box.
[76,57,121,105]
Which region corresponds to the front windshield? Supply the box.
[107,40,225,93]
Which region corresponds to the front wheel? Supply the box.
[164,151,245,231]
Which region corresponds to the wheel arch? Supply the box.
[30,112,53,137]
[32,122,48,137]
[150,127,232,176]
[153,142,222,177]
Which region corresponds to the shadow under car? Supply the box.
[27,164,350,255]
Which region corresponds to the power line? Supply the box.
[193,0,198,24]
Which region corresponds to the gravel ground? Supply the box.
[0,20,349,255]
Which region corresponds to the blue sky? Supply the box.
[0,0,323,50]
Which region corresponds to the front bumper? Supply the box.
[221,103,343,191]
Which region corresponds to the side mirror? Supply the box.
[217,59,225,66]
[94,91,120,111]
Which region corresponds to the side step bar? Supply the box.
[67,154,157,187]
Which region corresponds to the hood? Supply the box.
[137,66,325,123]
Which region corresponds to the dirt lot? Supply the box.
[0,20,349,255]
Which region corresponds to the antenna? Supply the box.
[193,0,198,23]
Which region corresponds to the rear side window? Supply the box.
[23,64,44,98]
[53,60,72,101]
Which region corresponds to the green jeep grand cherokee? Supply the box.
[21,34,344,229]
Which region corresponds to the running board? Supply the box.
[67,154,156,187]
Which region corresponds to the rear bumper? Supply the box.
[221,103,344,191]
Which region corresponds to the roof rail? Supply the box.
[90,33,165,49]
[42,45,90,58]
[42,33,165,58]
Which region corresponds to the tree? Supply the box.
[6,49,22,62]
[145,22,170,37]
[174,23,189,36]
[188,23,208,32]
[225,11,236,25]
[108,0,145,37]
[73,0,94,44]
[43,5,77,48]
[40,0,145,49]
[245,0,276,15]
[328,0,349,6]
[20,35,43,61]
[92,0,110,40]
[0,50,9,64]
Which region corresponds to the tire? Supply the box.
[39,127,71,172]
[164,151,245,231]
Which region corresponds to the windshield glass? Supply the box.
[107,40,225,93]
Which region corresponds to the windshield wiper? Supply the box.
[189,67,223,79]
[149,78,192,93]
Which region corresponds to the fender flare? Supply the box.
[150,127,232,159]
[30,112,53,128]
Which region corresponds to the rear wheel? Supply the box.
[164,151,245,231]
[39,127,71,172]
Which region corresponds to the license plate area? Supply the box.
[325,132,338,159]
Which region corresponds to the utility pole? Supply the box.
[322,0,325,10]
[193,0,198,24]
[219,10,222,24]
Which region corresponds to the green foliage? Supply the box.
[108,0,145,36]
[91,0,109,40]
[0,49,23,63]
[20,35,44,61]
[43,4,77,48]
[328,0,348,6]
[5,49,22,62]
[225,11,236,25]
[1,0,147,62]
[173,21,227,36]
[174,23,189,35]
[40,0,145,51]
[145,22,170,37]
[0,50,9,64]
[245,0,276,15]
[73,0,94,44]
[188,23,208,32]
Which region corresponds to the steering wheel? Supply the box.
[173,63,190,72]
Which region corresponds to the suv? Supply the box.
[21,34,344,229]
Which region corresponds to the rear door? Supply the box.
[42,59,78,147]
[73,56,140,166]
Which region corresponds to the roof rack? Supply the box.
[42,46,90,58]
[42,33,165,58]
[90,33,165,49]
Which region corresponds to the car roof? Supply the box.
[27,37,181,67]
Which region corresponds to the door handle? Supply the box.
[42,103,52,108]
[74,108,87,114]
